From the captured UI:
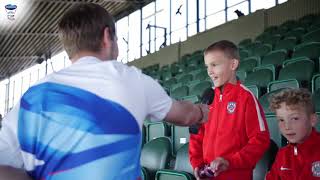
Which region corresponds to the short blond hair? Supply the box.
[269,88,315,114]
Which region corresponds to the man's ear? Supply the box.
[102,27,112,48]
[310,113,318,127]
[231,59,239,70]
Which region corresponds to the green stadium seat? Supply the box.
[161,70,172,81]
[274,37,297,51]
[181,95,200,104]
[171,86,189,99]
[259,89,285,147]
[171,125,190,156]
[263,34,282,46]
[308,24,320,32]
[253,140,278,180]
[268,79,300,92]
[155,143,195,180]
[254,64,276,81]
[282,56,310,67]
[250,44,273,57]
[144,120,170,142]
[239,49,250,60]
[246,41,262,51]
[184,65,198,74]
[246,85,260,98]
[185,79,201,88]
[236,70,247,82]
[261,49,287,67]
[194,70,208,81]
[238,56,260,73]
[292,42,320,60]
[189,81,212,97]
[302,29,320,43]
[312,74,320,93]
[178,74,193,85]
[141,137,172,180]
[245,68,273,88]
[163,78,177,89]
[284,27,305,40]
[171,64,185,76]
[239,38,252,47]
[313,89,320,114]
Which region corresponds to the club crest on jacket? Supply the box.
[312,161,320,177]
[227,102,236,114]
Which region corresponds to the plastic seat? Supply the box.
[141,137,172,180]
[144,120,170,143]
[181,95,200,104]
[284,27,305,40]
[238,56,260,73]
[302,29,320,43]
[250,44,272,57]
[171,86,189,99]
[263,34,282,46]
[155,143,195,180]
[268,79,300,92]
[194,70,208,81]
[189,81,212,97]
[312,74,320,93]
[274,37,297,51]
[178,74,193,85]
[246,85,260,98]
[240,49,250,60]
[253,140,278,180]
[236,70,247,82]
[171,125,190,156]
[292,42,320,60]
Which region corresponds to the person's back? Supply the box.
[0,3,208,180]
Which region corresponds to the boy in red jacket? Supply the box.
[266,88,320,179]
[189,40,270,180]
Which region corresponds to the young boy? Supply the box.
[189,40,270,180]
[266,88,320,179]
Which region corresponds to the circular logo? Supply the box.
[312,161,320,177]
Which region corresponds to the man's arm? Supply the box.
[165,101,208,126]
[0,166,32,180]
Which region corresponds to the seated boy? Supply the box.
[266,88,320,179]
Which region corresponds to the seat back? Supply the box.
[239,57,259,73]
[171,86,189,99]
[189,81,212,97]
[261,49,287,66]
[292,42,320,60]
[302,29,320,43]
[171,126,190,155]
[141,137,172,177]
[244,68,273,88]
[274,37,297,51]
[145,121,170,142]
[174,143,194,174]
[253,140,278,180]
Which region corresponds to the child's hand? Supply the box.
[210,157,229,176]
[194,167,211,180]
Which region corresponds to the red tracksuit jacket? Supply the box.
[189,81,270,180]
[266,128,320,180]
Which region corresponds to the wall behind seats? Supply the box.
[128,0,320,69]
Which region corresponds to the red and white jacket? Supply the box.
[266,128,320,180]
[189,81,270,180]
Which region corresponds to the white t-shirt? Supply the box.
[0,56,172,180]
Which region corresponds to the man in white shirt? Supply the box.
[0,3,208,180]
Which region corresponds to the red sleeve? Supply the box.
[189,124,205,169]
[225,95,270,169]
[265,152,281,180]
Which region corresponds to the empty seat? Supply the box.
[263,34,282,46]
[240,49,250,60]
[171,126,190,155]
[253,140,278,180]
[244,68,273,88]
[274,37,297,51]
[236,70,247,82]
[312,74,320,93]
[302,29,320,43]
[155,143,194,180]
[284,27,305,40]
[238,56,260,73]
[250,44,272,57]
[194,70,208,81]
[292,42,320,60]
[141,137,172,180]
[181,95,200,104]
[259,89,285,147]
[239,38,252,47]
[261,49,287,67]
[178,74,193,85]
[144,120,170,143]
[246,85,260,98]
[163,78,177,89]
[171,86,189,99]
[268,79,300,92]
[254,65,276,81]
[189,81,212,97]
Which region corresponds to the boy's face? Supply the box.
[275,102,317,144]
[204,50,238,88]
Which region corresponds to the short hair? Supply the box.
[58,3,116,58]
[269,88,315,114]
[204,40,240,60]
